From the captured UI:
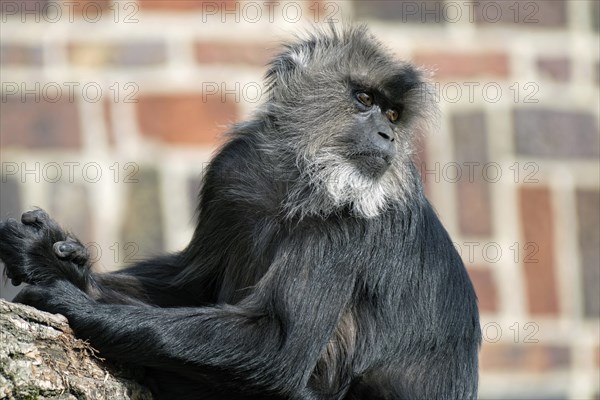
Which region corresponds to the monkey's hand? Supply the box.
[14,280,93,319]
[0,209,91,289]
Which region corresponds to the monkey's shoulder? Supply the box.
[202,136,282,210]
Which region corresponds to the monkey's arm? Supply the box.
[12,229,356,395]
[89,256,202,306]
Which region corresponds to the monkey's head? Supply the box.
[260,25,434,219]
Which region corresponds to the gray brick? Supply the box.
[0,176,23,300]
[0,98,81,149]
[114,42,167,66]
[353,1,445,24]
[537,57,570,82]
[452,111,493,236]
[514,109,599,158]
[120,168,164,262]
[49,183,92,245]
[187,175,202,218]
[475,0,567,28]
[576,190,600,318]
[592,0,599,33]
[0,176,22,219]
[0,44,43,66]
[69,42,167,67]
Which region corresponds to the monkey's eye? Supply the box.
[356,92,373,107]
[386,109,399,123]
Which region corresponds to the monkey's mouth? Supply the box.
[350,152,392,177]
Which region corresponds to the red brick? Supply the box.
[413,52,509,79]
[480,343,570,372]
[136,94,238,145]
[0,98,81,149]
[519,187,559,315]
[467,267,498,313]
[195,42,275,66]
[537,57,570,82]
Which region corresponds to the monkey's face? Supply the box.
[346,88,403,179]
[336,64,428,180]
[264,26,432,218]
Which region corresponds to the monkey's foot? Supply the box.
[0,209,90,287]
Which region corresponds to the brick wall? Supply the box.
[1,1,598,398]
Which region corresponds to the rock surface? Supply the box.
[0,299,153,399]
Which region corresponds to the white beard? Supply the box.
[304,148,415,219]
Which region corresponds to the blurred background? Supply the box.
[0,0,598,398]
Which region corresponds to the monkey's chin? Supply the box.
[351,155,391,179]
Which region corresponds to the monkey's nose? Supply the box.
[377,132,394,142]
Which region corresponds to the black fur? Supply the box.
[0,25,480,400]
